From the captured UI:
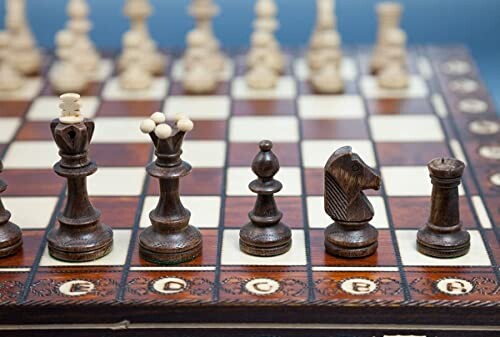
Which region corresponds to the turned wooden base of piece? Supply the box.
[239,222,292,257]
[417,225,470,258]
[324,221,378,258]
[139,225,203,265]
[47,223,114,262]
[0,222,23,258]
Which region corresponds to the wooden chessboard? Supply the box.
[0,46,498,337]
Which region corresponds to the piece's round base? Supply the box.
[324,222,378,258]
[417,226,471,258]
[0,222,23,258]
[47,223,114,262]
[239,222,292,257]
[139,225,203,265]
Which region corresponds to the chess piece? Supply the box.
[377,28,409,89]
[240,140,292,257]
[47,93,113,262]
[253,0,285,74]
[417,158,471,258]
[188,0,224,72]
[119,31,153,90]
[50,30,89,94]
[308,30,342,73]
[0,31,25,91]
[121,0,165,75]
[5,0,42,75]
[370,2,403,74]
[324,146,381,258]
[0,160,23,258]
[66,0,100,72]
[246,31,280,89]
[139,112,202,265]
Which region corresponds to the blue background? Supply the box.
[1,0,499,109]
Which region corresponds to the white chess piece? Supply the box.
[120,0,166,75]
[377,28,409,89]
[5,0,42,75]
[50,30,90,94]
[310,61,344,94]
[66,0,100,72]
[0,31,25,91]
[119,31,153,90]
[308,30,342,73]
[370,2,403,74]
[247,30,282,74]
[182,29,218,94]
[59,93,84,124]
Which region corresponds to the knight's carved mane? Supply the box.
[324,146,364,221]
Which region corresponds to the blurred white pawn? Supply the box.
[0,31,25,91]
[119,31,153,90]
[246,32,279,90]
[310,61,343,94]
[247,31,282,73]
[377,28,409,89]
[50,30,89,94]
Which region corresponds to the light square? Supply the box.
[171,58,234,81]
[102,77,169,100]
[369,115,444,142]
[227,167,302,196]
[182,141,226,168]
[382,166,465,197]
[92,117,148,143]
[298,95,365,119]
[27,96,100,121]
[3,141,59,169]
[307,196,389,229]
[229,116,299,142]
[232,76,297,99]
[39,229,132,266]
[360,75,428,99]
[2,197,58,229]
[396,230,491,266]
[0,118,21,143]
[0,78,43,100]
[140,196,220,228]
[221,229,307,265]
[164,96,230,120]
[301,140,376,168]
[88,167,146,196]
[294,57,358,81]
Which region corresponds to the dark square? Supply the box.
[15,121,51,140]
[96,101,162,117]
[229,142,299,167]
[0,102,30,117]
[185,120,226,140]
[301,119,369,139]
[2,169,62,196]
[366,98,434,115]
[376,142,451,166]
[232,100,296,116]
[91,144,152,167]
[0,230,44,267]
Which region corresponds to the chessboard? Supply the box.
[0,46,498,337]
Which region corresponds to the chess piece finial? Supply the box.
[139,113,203,265]
[48,93,113,262]
[0,160,23,258]
[59,93,84,124]
[239,140,292,257]
[417,158,471,258]
[324,146,381,258]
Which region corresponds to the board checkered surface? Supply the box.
[0,46,498,332]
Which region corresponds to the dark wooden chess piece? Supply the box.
[417,157,470,258]
[139,112,202,265]
[324,146,381,258]
[0,160,23,258]
[48,93,113,262]
[239,140,292,257]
